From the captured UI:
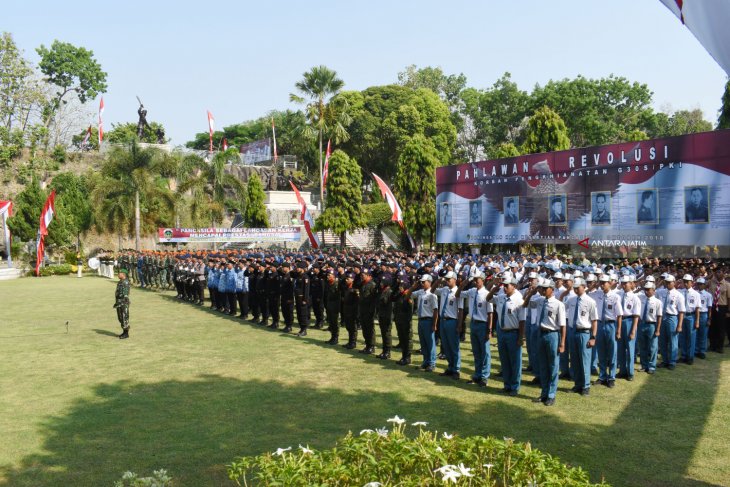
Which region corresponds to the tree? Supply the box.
[93,141,175,250]
[397,65,467,109]
[718,79,730,129]
[50,172,93,248]
[290,65,349,203]
[6,177,72,247]
[105,121,168,144]
[491,142,521,159]
[0,32,36,131]
[35,40,107,127]
[243,173,268,227]
[521,106,571,155]
[176,148,246,227]
[314,149,365,246]
[71,125,99,150]
[393,135,440,248]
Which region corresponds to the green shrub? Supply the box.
[27,264,74,277]
[228,417,607,486]
[52,145,67,164]
[114,469,172,487]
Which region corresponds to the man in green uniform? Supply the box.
[114,269,131,339]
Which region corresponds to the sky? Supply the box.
[3,0,728,146]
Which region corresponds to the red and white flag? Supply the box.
[271,117,278,161]
[222,138,228,151]
[98,97,104,145]
[289,181,320,249]
[35,232,45,276]
[82,125,92,148]
[371,172,415,249]
[39,190,56,237]
[322,139,331,189]
[207,110,215,152]
[0,200,12,245]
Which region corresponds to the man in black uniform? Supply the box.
[341,273,359,349]
[279,262,295,333]
[247,261,259,322]
[324,269,341,344]
[376,272,394,359]
[266,263,281,329]
[393,274,415,365]
[256,263,269,325]
[294,263,311,337]
[309,265,324,329]
[358,268,378,354]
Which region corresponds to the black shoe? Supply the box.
[570,386,582,393]
[439,371,452,377]
[593,379,606,386]
[477,380,487,387]
[532,396,546,403]
[697,353,706,359]
[667,364,676,370]
[437,353,447,360]
[393,343,401,349]
[559,372,571,380]
[423,366,434,372]
[345,342,357,350]
[526,365,533,372]
[495,370,503,377]
[591,368,599,376]
[452,373,460,380]
[377,352,391,359]
[530,377,541,385]
[544,398,555,406]
[626,375,634,381]
[359,347,373,355]
[508,390,518,397]
[580,388,590,396]
[616,372,627,379]
[297,330,307,337]
[396,357,411,366]
[119,331,129,339]
[415,348,422,354]
[686,360,693,365]
[607,380,615,388]
[282,327,292,333]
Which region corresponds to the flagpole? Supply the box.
[2,213,11,268]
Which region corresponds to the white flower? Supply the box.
[456,463,473,477]
[483,463,494,469]
[359,429,374,435]
[273,447,291,456]
[441,469,461,483]
[376,427,389,437]
[503,436,513,442]
[411,421,428,427]
[298,444,313,454]
[387,415,406,425]
[363,483,382,487]
[442,432,454,440]
[436,446,443,452]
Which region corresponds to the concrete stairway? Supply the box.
[0,263,23,281]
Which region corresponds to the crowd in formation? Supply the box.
[114,249,730,406]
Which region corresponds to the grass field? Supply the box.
[1,275,729,486]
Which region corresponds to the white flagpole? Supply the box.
[2,212,11,268]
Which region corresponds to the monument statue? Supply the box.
[136,96,151,138]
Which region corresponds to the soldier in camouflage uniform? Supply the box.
[114,269,131,339]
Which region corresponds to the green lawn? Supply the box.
[0,276,729,487]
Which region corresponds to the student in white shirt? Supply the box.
[566,278,598,395]
[659,275,686,370]
[406,274,439,372]
[637,282,662,373]
[488,276,525,396]
[457,271,493,386]
[533,279,566,406]
[434,271,461,380]
[557,274,575,379]
[695,277,713,359]
[594,274,623,388]
[680,275,701,365]
[617,276,641,381]
[521,272,543,384]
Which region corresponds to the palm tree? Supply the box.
[176,148,246,228]
[290,65,350,205]
[93,140,176,250]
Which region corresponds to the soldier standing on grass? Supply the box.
[114,269,131,339]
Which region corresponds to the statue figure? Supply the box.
[136,96,151,138]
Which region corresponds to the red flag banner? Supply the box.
[371,172,415,249]
[98,97,104,145]
[35,234,44,276]
[322,140,331,190]
[207,110,215,152]
[39,190,56,237]
[289,181,320,249]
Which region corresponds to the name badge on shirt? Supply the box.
[627,304,632,310]
[478,303,482,308]
[607,304,613,310]
[449,300,454,306]
[689,298,695,305]
[701,299,706,306]
[548,310,553,318]
[581,310,587,317]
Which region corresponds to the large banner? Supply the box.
[239,138,272,164]
[158,227,301,243]
[435,129,730,246]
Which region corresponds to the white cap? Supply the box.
[528,271,538,279]
[539,279,555,288]
[644,282,655,289]
[473,271,486,280]
[645,275,656,282]
[553,272,564,279]
[503,277,519,286]
[573,270,584,278]
[620,276,631,283]
[573,277,586,288]
[444,271,457,280]
[563,273,574,281]
[420,274,433,282]
[585,274,596,282]
[595,268,604,275]
[501,271,514,280]
[696,277,706,284]
[599,274,611,283]
[664,274,676,282]
[683,274,693,281]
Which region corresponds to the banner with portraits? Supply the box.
[435,129,730,246]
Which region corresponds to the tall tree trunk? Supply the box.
[340,230,346,248]
[319,126,325,244]
[134,190,141,251]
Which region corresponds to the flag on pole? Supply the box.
[271,117,278,161]
[207,110,215,152]
[82,125,92,149]
[35,231,44,276]
[39,190,56,237]
[322,139,331,189]
[98,97,104,146]
[222,138,228,151]
[0,200,13,267]
[289,181,320,249]
[371,172,415,249]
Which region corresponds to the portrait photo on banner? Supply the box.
[684,185,710,224]
[637,188,658,225]
[469,200,482,227]
[439,201,452,228]
[503,196,519,226]
[548,194,567,226]
[590,191,611,226]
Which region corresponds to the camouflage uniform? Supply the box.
[114,276,131,338]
